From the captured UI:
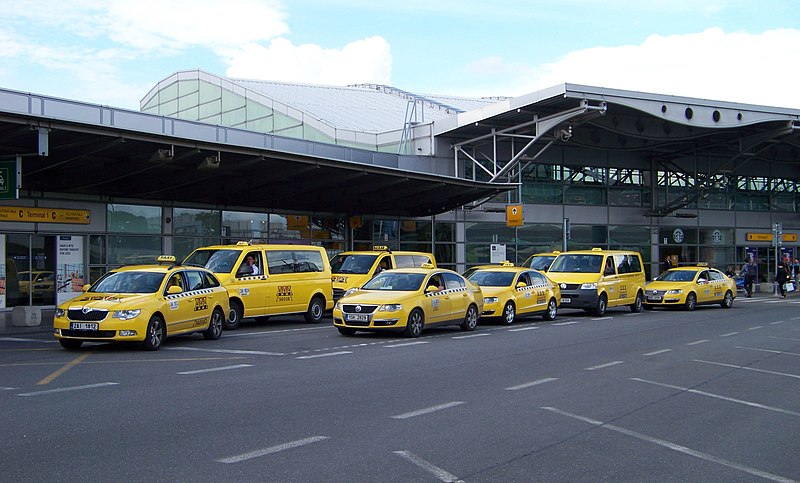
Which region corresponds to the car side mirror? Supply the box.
[82,284,91,292]
[167,285,182,294]
[516,281,527,288]
[425,285,438,293]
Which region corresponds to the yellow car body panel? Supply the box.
[332,267,482,337]
[53,263,229,347]
[330,248,436,300]
[644,266,737,309]
[466,266,560,323]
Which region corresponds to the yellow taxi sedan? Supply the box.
[466,264,560,324]
[53,256,229,350]
[332,264,483,337]
[644,264,736,311]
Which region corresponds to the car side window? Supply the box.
[185,270,205,291]
[443,272,465,289]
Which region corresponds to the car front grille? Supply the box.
[558,283,581,291]
[67,309,109,321]
[341,304,378,314]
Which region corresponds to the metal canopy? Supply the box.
[0,103,513,218]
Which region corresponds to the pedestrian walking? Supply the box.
[739,257,756,298]
[776,261,789,298]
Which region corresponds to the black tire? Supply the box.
[630,291,643,312]
[460,304,479,331]
[203,307,224,340]
[337,326,357,336]
[543,298,557,321]
[304,296,325,324]
[142,315,164,351]
[501,302,515,325]
[59,339,83,350]
[721,291,734,309]
[404,309,424,338]
[226,300,243,330]
[593,294,607,316]
[684,292,697,311]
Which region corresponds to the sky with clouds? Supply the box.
[0,0,798,110]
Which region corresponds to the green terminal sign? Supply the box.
[0,159,18,200]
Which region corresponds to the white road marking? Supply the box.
[643,349,672,356]
[687,339,709,346]
[693,359,800,380]
[166,346,284,356]
[623,313,643,317]
[17,382,118,397]
[0,337,57,343]
[790,316,800,320]
[385,341,430,348]
[508,326,540,332]
[393,451,463,483]
[748,326,764,330]
[720,332,739,337]
[452,333,490,340]
[541,407,794,482]
[296,351,353,359]
[506,377,558,391]
[177,364,253,375]
[591,316,612,321]
[770,321,785,325]
[392,401,465,419]
[223,326,329,338]
[2,387,19,390]
[736,346,800,357]
[764,300,784,304]
[630,378,800,417]
[552,321,579,326]
[585,361,624,371]
[217,436,329,463]
[769,336,800,342]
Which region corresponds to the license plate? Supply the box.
[646,296,662,302]
[345,313,369,322]
[70,322,98,331]
[560,298,571,304]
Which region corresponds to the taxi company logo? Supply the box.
[81,307,93,314]
[355,305,362,313]
[560,283,567,289]
[276,285,293,302]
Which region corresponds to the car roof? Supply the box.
[335,250,432,256]
[384,267,458,275]
[193,243,322,251]
[471,266,533,273]
[114,264,210,274]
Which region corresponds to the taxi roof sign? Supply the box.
[372,245,392,252]
[501,261,515,267]
[157,255,176,263]
[236,241,250,246]
[420,263,435,269]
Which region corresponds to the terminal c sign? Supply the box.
[0,206,90,224]
[746,233,798,242]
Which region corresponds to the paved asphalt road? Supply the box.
[1,294,799,482]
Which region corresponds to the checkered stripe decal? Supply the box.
[424,287,467,297]
[515,283,548,293]
[166,288,215,299]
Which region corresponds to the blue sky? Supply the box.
[1,0,799,110]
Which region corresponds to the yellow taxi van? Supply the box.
[183,242,333,329]
[545,248,646,316]
[329,246,435,301]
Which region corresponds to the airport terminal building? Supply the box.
[1,68,799,327]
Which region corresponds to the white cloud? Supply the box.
[225,36,393,86]
[464,27,800,108]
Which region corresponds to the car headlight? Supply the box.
[484,297,498,304]
[667,289,683,294]
[342,288,358,298]
[378,304,402,312]
[334,300,342,311]
[55,308,65,318]
[113,309,141,320]
[580,283,597,290]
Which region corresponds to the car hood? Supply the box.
[62,293,154,310]
[646,281,693,290]
[338,290,416,305]
[478,286,508,297]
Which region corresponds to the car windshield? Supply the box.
[528,256,556,271]
[90,271,166,294]
[330,254,378,274]
[657,270,696,282]
[467,271,515,287]
[184,249,241,273]
[548,254,603,273]
[362,272,425,291]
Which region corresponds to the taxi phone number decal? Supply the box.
[276,285,293,302]
[194,296,208,311]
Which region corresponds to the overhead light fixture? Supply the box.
[149,147,173,163]
[197,153,220,170]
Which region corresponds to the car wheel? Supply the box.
[404,309,424,338]
[142,315,164,351]
[684,292,697,311]
[593,294,607,316]
[721,291,734,309]
[337,327,357,336]
[460,304,478,331]
[203,307,224,340]
[630,291,643,312]
[59,339,83,350]
[543,298,557,321]
[226,300,243,330]
[304,296,325,324]
[501,302,515,325]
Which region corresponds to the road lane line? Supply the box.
[385,341,430,348]
[177,364,253,375]
[452,333,490,340]
[591,316,612,321]
[392,401,465,419]
[643,349,672,356]
[748,326,764,330]
[217,436,329,463]
[393,451,463,483]
[693,359,800,380]
[585,361,624,371]
[508,326,539,332]
[37,350,93,385]
[720,332,739,337]
[736,346,800,357]
[770,321,785,325]
[506,377,558,391]
[223,326,330,338]
[630,378,800,417]
[552,321,579,326]
[18,382,118,397]
[296,351,352,359]
[687,339,709,346]
[541,407,794,482]
[769,336,800,342]
[166,347,284,356]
